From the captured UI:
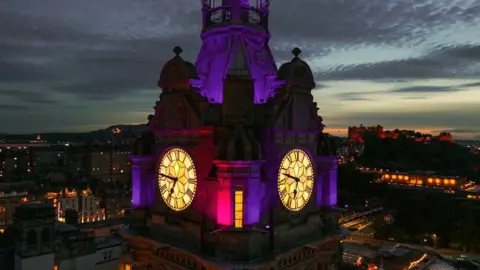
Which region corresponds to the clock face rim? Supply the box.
[157,147,197,211]
[277,148,315,212]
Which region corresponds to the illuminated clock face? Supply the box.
[157,148,197,211]
[277,149,314,211]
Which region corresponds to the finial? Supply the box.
[173,46,183,56]
[292,47,302,58]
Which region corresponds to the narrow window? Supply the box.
[234,188,243,228]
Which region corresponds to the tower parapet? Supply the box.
[201,0,270,32]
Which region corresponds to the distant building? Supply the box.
[379,172,466,189]
[348,124,384,143]
[347,124,454,143]
[44,188,106,224]
[85,144,131,184]
[0,202,124,270]
[0,181,36,232]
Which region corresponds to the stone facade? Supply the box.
[120,1,344,269]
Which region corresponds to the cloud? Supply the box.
[325,104,479,131]
[460,82,480,88]
[402,96,428,100]
[434,128,480,134]
[316,45,480,80]
[0,105,29,111]
[0,0,479,133]
[391,86,457,93]
[336,92,373,101]
[0,89,58,104]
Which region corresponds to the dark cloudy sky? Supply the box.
[1,0,479,139]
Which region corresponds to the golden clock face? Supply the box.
[157,148,197,211]
[277,149,314,211]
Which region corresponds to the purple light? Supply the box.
[130,155,156,208]
[192,1,284,104]
[318,156,338,207]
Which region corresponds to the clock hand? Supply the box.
[283,173,300,182]
[167,187,174,200]
[170,177,180,198]
[158,173,177,181]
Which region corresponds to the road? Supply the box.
[344,233,477,257]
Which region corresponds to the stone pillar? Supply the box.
[130,155,156,208]
[214,160,264,226]
[318,156,338,207]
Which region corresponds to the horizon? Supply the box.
[2,124,478,142]
[1,1,479,139]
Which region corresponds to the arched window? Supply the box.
[41,228,50,243]
[26,230,37,247]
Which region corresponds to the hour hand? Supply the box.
[283,173,300,182]
[158,173,177,181]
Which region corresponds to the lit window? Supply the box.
[124,264,132,270]
[54,266,59,270]
[234,188,243,228]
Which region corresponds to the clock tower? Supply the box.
[120,0,344,269]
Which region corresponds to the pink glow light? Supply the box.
[217,182,233,226]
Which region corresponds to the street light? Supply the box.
[432,234,437,248]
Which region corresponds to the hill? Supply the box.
[0,124,147,143]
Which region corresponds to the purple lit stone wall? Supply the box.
[191,26,283,103]
[130,155,156,208]
[318,156,338,207]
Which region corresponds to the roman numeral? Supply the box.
[305,163,312,170]
[305,185,312,194]
[286,197,292,207]
[307,175,314,181]
[286,155,292,162]
[187,166,193,171]
[186,189,194,199]
[166,154,172,161]
[294,151,298,160]
[160,184,167,194]
[278,178,285,185]
[279,188,287,198]
[188,178,196,184]
[174,199,178,209]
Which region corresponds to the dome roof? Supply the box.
[132,131,155,156]
[158,46,197,89]
[277,47,315,89]
[218,125,261,161]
